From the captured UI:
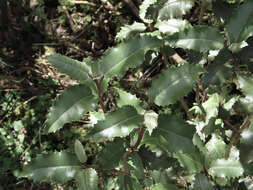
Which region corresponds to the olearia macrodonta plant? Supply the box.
[21,0,253,189]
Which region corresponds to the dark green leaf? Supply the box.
[117,175,142,190]
[213,1,237,24]
[45,85,97,133]
[75,140,87,163]
[47,54,92,83]
[168,26,224,51]
[116,88,144,114]
[85,106,143,142]
[193,173,213,190]
[76,169,99,190]
[202,49,233,88]
[97,138,125,169]
[226,1,253,42]
[21,152,81,183]
[148,63,203,106]
[127,152,145,179]
[143,115,196,154]
[92,35,162,79]
[174,151,203,174]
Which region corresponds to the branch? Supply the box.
[123,0,140,19]
[198,0,206,24]
[91,75,107,113]
[225,115,252,158]
[69,0,96,6]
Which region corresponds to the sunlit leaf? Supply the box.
[92,35,162,79]
[47,54,92,83]
[155,19,191,36]
[208,159,244,178]
[116,88,144,114]
[116,22,146,42]
[85,106,143,142]
[168,26,224,51]
[21,152,81,183]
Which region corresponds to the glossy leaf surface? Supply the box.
[148,63,203,106]
[21,152,81,183]
[76,169,99,190]
[47,54,92,83]
[92,35,162,79]
[168,26,224,51]
[45,85,97,133]
[86,106,143,142]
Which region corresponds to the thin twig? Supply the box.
[225,115,252,158]
[180,98,193,120]
[90,74,107,113]
[198,0,206,24]
[122,124,146,175]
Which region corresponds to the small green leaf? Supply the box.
[202,49,233,87]
[126,152,145,179]
[97,138,125,169]
[47,54,92,83]
[208,159,244,178]
[21,152,81,183]
[193,173,213,190]
[139,0,158,23]
[74,140,87,163]
[45,85,97,133]
[202,93,220,122]
[76,169,99,190]
[144,110,158,135]
[117,175,142,190]
[237,75,253,112]
[226,1,253,43]
[174,151,203,174]
[168,26,224,51]
[155,19,191,35]
[116,88,144,114]
[150,183,179,190]
[148,63,203,106]
[85,106,143,142]
[205,134,226,167]
[116,22,146,42]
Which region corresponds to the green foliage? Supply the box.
[148,63,203,106]
[21,0,253,189]
[45,85,97,133]
[21,152,81,182]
